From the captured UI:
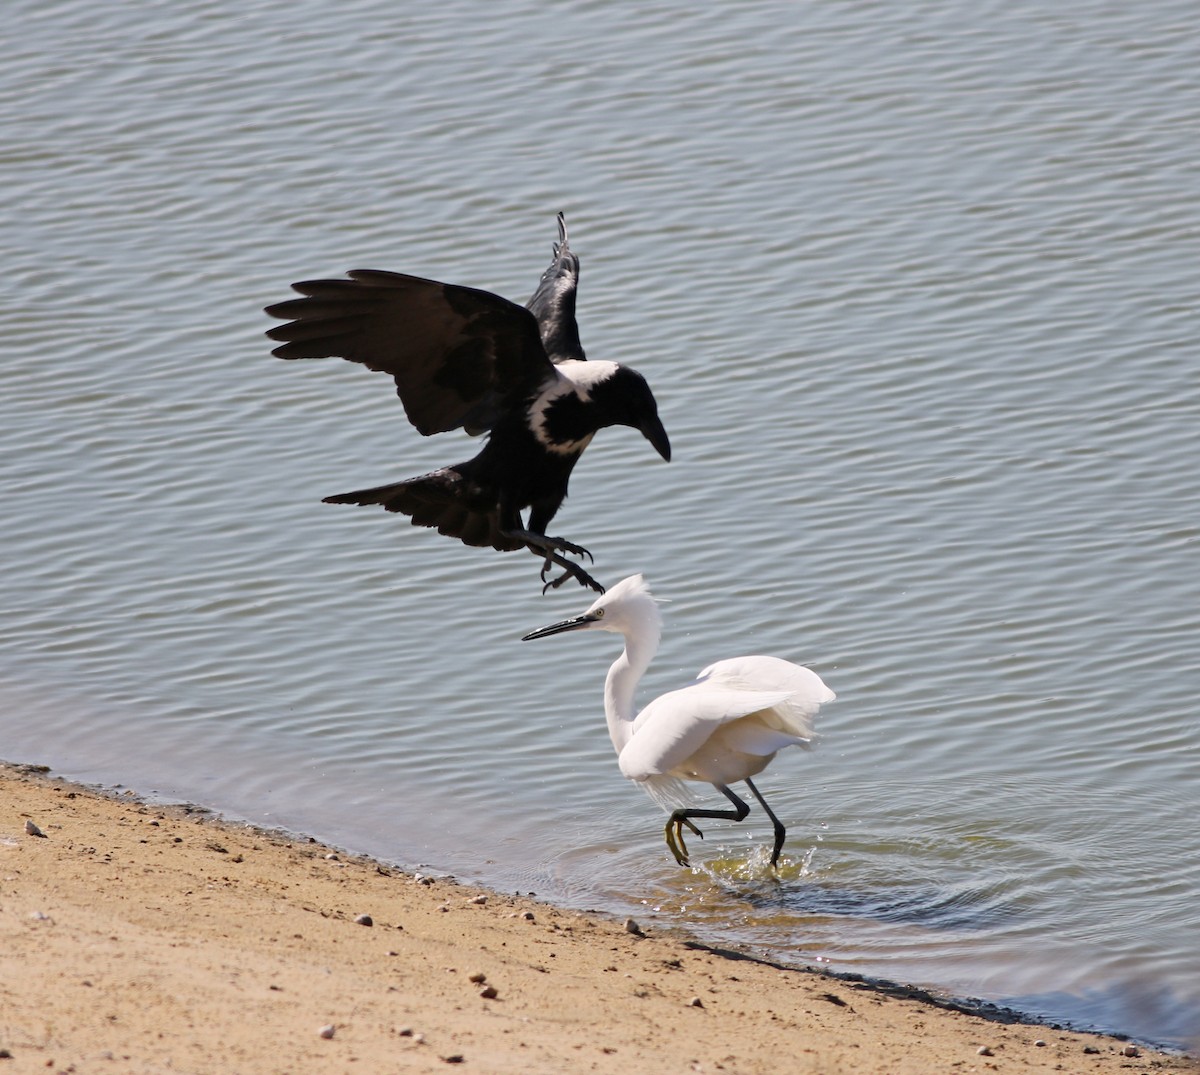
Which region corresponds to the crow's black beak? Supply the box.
[641,414,671,462]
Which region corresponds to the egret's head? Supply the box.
[521,574,662,641]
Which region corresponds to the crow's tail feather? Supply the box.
[323,470,523,552]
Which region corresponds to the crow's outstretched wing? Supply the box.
[525,213,585,362]
[266,271,555,437]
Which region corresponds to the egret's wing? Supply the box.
[266,271,555,436]
[525,213,585,362]
[717,722,812,757]
[619,683,793,782]
[697,656,835,739]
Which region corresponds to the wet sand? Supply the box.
[1,762,1193,1074]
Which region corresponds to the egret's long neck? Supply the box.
[604,622,660,756]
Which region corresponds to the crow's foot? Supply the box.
[540,555,604,594]
[502,527,593,564]
[504,528,603,594]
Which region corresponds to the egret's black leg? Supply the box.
[664,816,703,867]
[744,777,787,869]
[664,785,749,867]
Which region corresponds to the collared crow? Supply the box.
[264,214,670,593]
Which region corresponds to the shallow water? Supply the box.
[3,0,1199,1048]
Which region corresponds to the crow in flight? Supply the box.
[265,214,670,593]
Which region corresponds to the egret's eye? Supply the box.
[593,608,605,619]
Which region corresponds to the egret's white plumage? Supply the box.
[522,574,835,868]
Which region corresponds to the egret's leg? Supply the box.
[663,786,749,867]
[664,816,704,867]
[744,777,787,869]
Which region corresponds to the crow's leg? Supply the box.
[502,526,594,564]
[498,499,600,592]
[523,545,604,594]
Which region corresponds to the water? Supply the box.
[3,0,1198,1048]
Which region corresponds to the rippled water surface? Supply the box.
[3,0,1198,1047]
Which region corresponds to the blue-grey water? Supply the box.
[3,0,1198,1049]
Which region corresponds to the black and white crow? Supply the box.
[264,214,670,593]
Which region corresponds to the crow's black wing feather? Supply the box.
[265,270,554,436]
[525,213,585,363]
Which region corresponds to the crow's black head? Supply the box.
[588,366,671,462]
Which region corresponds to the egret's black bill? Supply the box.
[521,613,597,641]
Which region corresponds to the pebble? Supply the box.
[468,972,487,984]
[354,914,373,927]
[1121,1045,1140,1058]
[624,918,644,936]
[470,894,487,905]
[318,1024,336,1039]
[397,1026,413,1037]
[689,996,704,1008]
[522,911,535,921]
[480,985,498,999]
[1034,1040,1046,1047]
[24,819,47,838]
[976,1045,993,1056]
[416,874,434,885]
[324,852,339,861]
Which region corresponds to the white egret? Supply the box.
[522,574,835,868]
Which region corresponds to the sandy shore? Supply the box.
[1,762,1192,1075]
